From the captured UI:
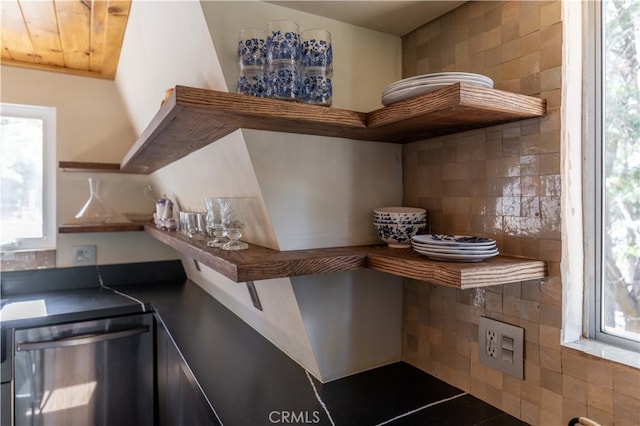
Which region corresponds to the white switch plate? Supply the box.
[72,245,96,266]
[478,316,524,379]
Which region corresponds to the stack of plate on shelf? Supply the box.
[381,72,494,106]
[411,234,499,262]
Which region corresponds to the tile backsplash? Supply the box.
[400,2,639,425]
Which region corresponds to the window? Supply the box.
[0,104,56,250]
[586,0,640,350]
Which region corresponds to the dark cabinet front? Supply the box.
[156,324,219,426]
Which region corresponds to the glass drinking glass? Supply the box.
[300,29,332,68]
[238,29,267,67]
[266,20,300,62]
[204,197,229,248]
[266,60,301,100]
[183,211,198,239]
[217,197,250,250]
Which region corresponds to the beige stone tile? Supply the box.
[540,409,563,426]
[586,357,613,390]
[613,392,640,425]
[540,346,562,373]
[540,65,562,91]
[456,371,471,393]
[486,383,504,410]
[520,10,541,37]
[541,387,563,415]
[613,363,640,399]
[501,19,520,44]
[521,299,541,322]
[540,279,562,308]
[539,324,560,349]
[587,383,614,415]
[484,26,502,51]
[501,1,520,23]
[486,367,504,390]
[525,360,541,385]
[502,391,521,419]
[539,303,562,328]
[563,375,588,404]
[586,406,614,426]
[540,1,561,27]
[520,51,541,76]
[541,44,562,71]
[541,21,562,48]
[541,367,563,394]
[521,399,541,425]
[563,398,587,426]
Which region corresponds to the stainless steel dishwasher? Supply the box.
[12,313,153,426]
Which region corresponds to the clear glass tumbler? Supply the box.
[204,197,229,248]
[216,197,251,251]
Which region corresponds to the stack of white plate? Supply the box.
[411,234,498,262]
[382,72,494,106]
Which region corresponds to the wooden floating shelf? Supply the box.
[144,226,547,289]
[144,225,368,282]
[59,161,129,173]
[59,223,146,233]
[365,246,547,289]
[109,84,545,174]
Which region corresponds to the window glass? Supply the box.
[596,0,640,346]
[0,104,56,250]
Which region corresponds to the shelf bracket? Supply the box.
[245,281,263,311]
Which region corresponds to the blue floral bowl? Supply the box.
[374,222,426,248]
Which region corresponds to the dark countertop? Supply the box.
[1,261,526,426]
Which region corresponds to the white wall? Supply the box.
[0,65,178,266]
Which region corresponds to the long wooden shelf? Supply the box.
[59,223,146,233]
[111,84,545,174]
[365,245,547,289]
[144,225,368,282]
[144,226,547,289]
[59,161,126,173]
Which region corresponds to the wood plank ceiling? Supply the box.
[1,0,131,80]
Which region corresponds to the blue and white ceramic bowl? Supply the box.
[374,222,427,248]
[373,206,428,247]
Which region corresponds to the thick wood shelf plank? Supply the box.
[59,223,146,233]
[59,161,128,173]
[119,84,546,174]
[365,246,547,289]
[120,86,369,173]
[366,83,547,142]
[144,225,368,282]
[145,226,547,288]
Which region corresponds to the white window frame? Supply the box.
[561,0,639,368]
[586,0,640,352]
[0,103,57,251]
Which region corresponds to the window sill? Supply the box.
[563,338,640,370]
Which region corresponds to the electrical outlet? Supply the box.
[486,329,498,358]
[478,316,524,379]
[72,245,96,266]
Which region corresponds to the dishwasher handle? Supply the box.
[16,325,150,352]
